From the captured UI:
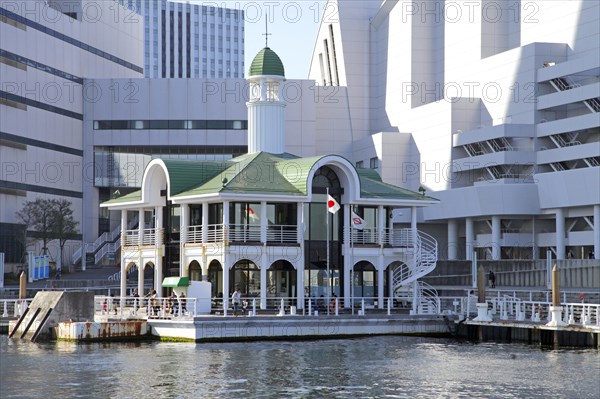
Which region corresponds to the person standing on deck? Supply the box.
[232,288,241,316]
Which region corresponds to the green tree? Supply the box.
[15,199,55,257]
[49,199,79,271]
[15,199,79,271]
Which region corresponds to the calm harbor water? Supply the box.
[1,335,598,399]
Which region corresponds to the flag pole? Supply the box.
[326,187,330,315]
[351,205,354,315]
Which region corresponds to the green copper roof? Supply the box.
[162,159,231,195]
[103,190,141,205]
[356,169,437,201]
[175,152,305,197]
[103,153,437,206]
[249,47,285,77]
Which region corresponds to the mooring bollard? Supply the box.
[279,298,284,316]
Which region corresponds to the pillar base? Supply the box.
[473,303,492,322]
[546,306,567,327]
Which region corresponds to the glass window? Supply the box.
[370,157,379,169]
[149,120,169,129]
[207,120,226,129]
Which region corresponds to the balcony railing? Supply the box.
[206,224,224,242]
[267,225,297,244]
[228,224,261,243]
[123,228,163,247]
[346,228,415,247]
[187,225,202,243]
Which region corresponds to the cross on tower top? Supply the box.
[262,14,272,47]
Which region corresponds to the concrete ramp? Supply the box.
[9,291,94,342]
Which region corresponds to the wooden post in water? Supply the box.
[19,272,26,300]
[473,266,492,321]
[546,264,567,327]
[477,265,486,303]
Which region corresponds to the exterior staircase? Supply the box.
[391,230,440,314]
[72,216,138,268]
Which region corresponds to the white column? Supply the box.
[180,204,189,276]
[378,256,385,309]
[447,219,458,260]
[466,218,474,260]
[410,206,418,236]
[297,203,304,244]
[120,242,127,298]
[492,216,501,260]
[201,202,208,243]
[594,205,600,260]
[297,204,305,309]
[388,267,394,298]
[138,260,144,296]
[138,209,145,245]
[260,254,267,310]
[223,201,230,240]
[378,205,385,246]
[222,263,230,313]
[260,201,267,244]
[120,210,127,242]
[343,204,351,307]
[556,208,565,260]
[120,210,128,294]
[155,206,163,293]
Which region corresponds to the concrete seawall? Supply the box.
[148,315,451,342]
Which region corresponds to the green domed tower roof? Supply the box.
[249,47,285,77]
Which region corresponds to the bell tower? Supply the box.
[246,46,286,154]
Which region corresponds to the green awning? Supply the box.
[162,277,190,287]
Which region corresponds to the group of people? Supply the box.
[143,289,187,317]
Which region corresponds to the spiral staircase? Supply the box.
[391,230,440,315]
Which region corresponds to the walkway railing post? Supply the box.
[387,298,391,316]
[335,299,339,316]
[308,298,312,316]
[361,298,365,316]
[252,299,256,317]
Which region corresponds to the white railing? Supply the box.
[73,217,138,263]
[0,299,32,318]
[142,228,163,246]
[95,242,117,264]
[94,295,204,319]
[187,225,203,243]
[123,229,140,247]
[349,228,379,245]
[228,224,261,243]
[267,225,297,244]
[206,224,225,242]
[382,228,414,247]
[453,296,600,326]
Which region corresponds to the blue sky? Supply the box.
[190,1,328,79]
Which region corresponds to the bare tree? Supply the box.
[15,199,79,271]
[50,199,79,271]
[15,199,55,257]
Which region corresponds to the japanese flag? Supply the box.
[351,211,366,230]
[327,195,340,214]
[248,207,259,221]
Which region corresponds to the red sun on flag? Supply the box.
[327,195,340,214]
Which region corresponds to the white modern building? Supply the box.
[0,0,143,269]
[308,0,600,261]
[117,0,245,78]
